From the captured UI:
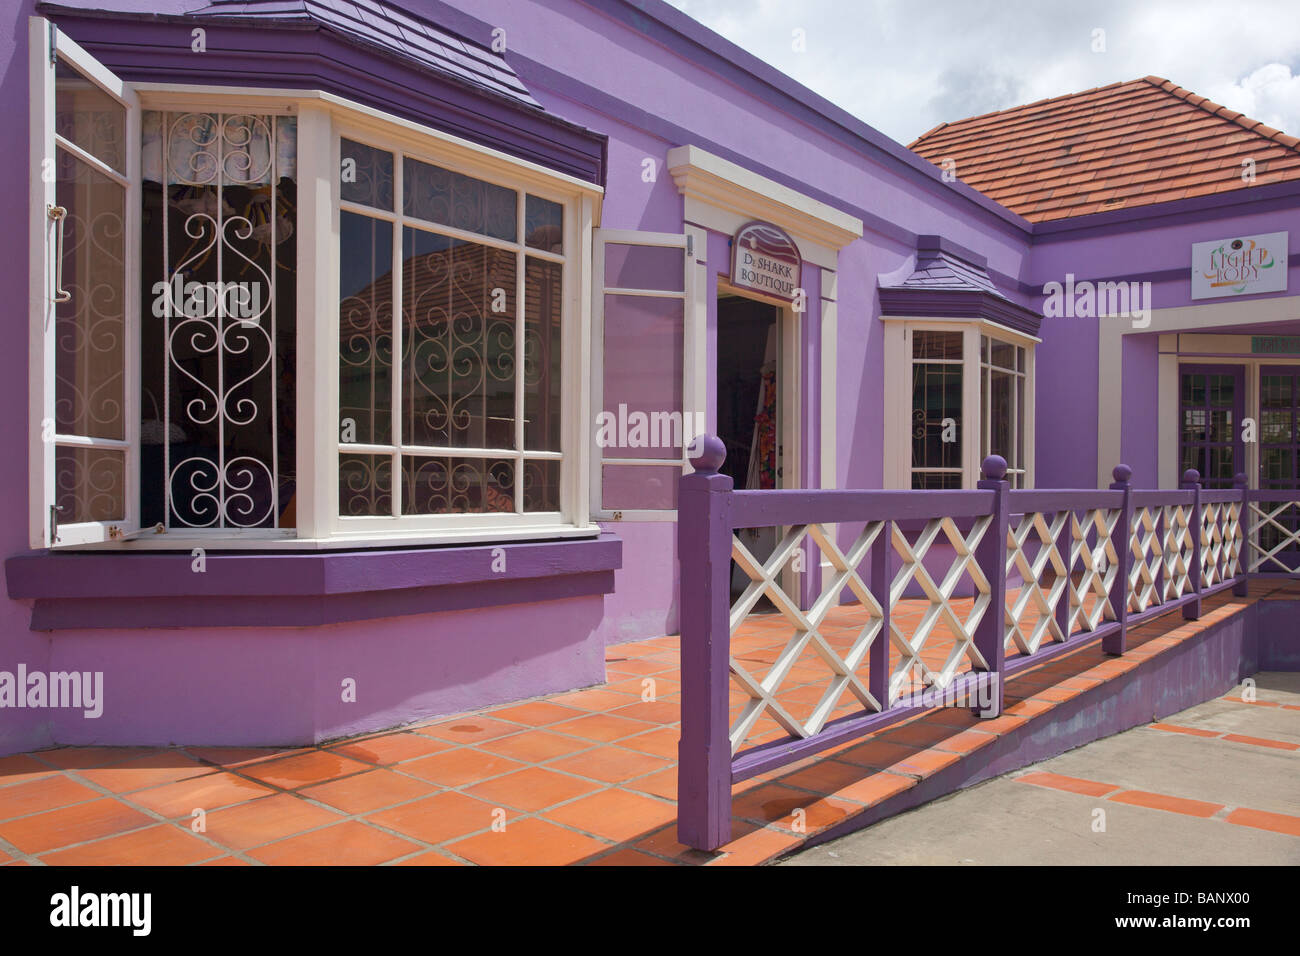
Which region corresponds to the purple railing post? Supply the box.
[677,435,734,852]
[973,455,1009,718]
[1105,464,1133,656]
[1183,469,1202,621]
[1233,472,1250,597]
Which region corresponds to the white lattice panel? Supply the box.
[1070,508,1119,632]
[1160,504,1194,601]
[1247,500,1300,572]
[1129,506,1165,613]
[1004,510,1069,655]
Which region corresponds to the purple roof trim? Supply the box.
[38,3,606,184]
[190,0,540,107]
[880,236,1042,336]
[6,534,622,630]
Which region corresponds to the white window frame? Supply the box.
[28,17,604,550]
[881,316,1038,489]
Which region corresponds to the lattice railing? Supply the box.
[678,444,1266,851]
[1246,499,1300,573]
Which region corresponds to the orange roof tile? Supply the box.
[910,76,1300,221]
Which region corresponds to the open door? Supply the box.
[30,18,139,547]
[592,229,702,519]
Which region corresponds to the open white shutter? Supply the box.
[30,18,140,547]
[592,228,703,520]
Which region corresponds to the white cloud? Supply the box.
[664,0,1300,144]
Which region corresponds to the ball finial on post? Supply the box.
[1182,468,1201,486]
[980,455,1007,481]
[1112,464,1133,485]
[688,434,726,475]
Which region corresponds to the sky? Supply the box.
[663,0,1300,145]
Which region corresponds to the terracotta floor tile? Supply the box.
[549,688,641,712]
[329,733,451,766]
[489,700,587,726]
[247,820,421,866]
[778,759,872,795]
[299,769,435,815]
[367,791,503,845]
[186,747,308,769]
[391,850,466,865]
[1225,807,1300,837]
[626,767,678,800]
[240,750,373,790]
[33,747,156,771]
[545,788,676,842]
[616,727,681,760]
[464,767,602,812]
[712,824,802,866]
[201,793,343,851]
[448,817,610,866]
[605,676,681,698]
[415,716,524,745]
[1003,698,1056,718]
[933,728,998,755]
[1149,722,1221,738]
[605,659,677,678]
[833,739,921,770]
[587,847,678,866]
[40,824,222,866]
[0,755,56,788]
[1017,771,1119,798]
[836,770,916,807]
[889,747,962,778]
[548,746,671,785]
[129,772,276,819]
[477,731,595,763]
[77,752,215,795]
[1108,789,1225,818]
[549,713,655,743]
[0,775,101,822]
[0,798,154,855]
[199,856,248,865]
[875,720,960,750]
[398,749,526,788]
[609,700,682,724]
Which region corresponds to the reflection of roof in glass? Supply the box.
[189,0,540,108]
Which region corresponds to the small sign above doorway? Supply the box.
[731,221,802,303]
[1191,231,1288,300]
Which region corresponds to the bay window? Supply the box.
[885,319,1036,489]
[31,21,597,550]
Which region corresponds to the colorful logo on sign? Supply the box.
[1191,231,1288,300]
[731,221,801,303]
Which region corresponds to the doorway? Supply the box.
[717,291,789,605]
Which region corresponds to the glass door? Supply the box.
[1179,366,1244,489]
[1258,367,1300,571]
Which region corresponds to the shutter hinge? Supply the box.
[49,504,62,544]
[48,22,57,65]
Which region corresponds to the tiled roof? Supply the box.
[884,240,1004,297]
[190,0,540,108]
[909,76,1300,221]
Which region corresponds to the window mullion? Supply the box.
[391,155,404,518]
[515,191,525,514]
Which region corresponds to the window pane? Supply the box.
[602,464,679,510]
[525,257,562,451]
[403,456,514,514]
[523,459,560,512]
[56,150,125,441]
[525,195,563,253]
[911,362,961,470]
[339,453,392,517]
[990,340,1016,371]
[56,447,125,523]
[913,330,962,361]
[339,211,393,447]
[1182,373,1205,406]
[1209,374,1235,407]
[989,368,1014,460]
[604,243,683,292]
[403,156,517,242]
[912,472,961,489]
[56,62,126,173]
[602,294,683,460]
[402,227,517,449]
[340,139,393,210]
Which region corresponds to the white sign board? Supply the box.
[1191,231,1288,300]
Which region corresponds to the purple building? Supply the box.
[2,0,1297,756]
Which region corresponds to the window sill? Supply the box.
[5,533,622,630]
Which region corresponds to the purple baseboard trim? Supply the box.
[6,533,622,630]
[792,599,1285,855]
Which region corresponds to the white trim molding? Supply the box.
[666,144,863,269]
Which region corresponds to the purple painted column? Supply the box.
[1105,464,1134,656]
[1233,472,1250,597]
[1183,469,1202,621]
[973,455,1009,718]
[676,435,734,852]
